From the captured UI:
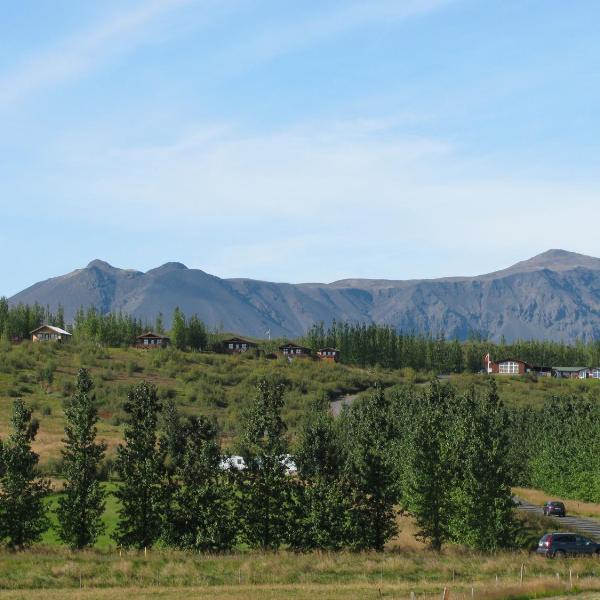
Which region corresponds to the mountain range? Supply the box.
[8,249,600,342]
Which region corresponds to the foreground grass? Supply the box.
[1,547,600,599]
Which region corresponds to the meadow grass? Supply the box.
[1,546,600,599]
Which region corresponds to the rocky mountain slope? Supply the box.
[9,250,600,341]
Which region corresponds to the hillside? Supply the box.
[9,249,600,341]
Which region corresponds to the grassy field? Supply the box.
[1,544,600,599]
[2,340,600,468]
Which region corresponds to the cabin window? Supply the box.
[499,361,519,374]
[242,344,247,349]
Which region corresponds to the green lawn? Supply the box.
[42,483,120,550]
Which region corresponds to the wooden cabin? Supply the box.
[317,347,340,363]
[135,332,170,348]
[222,337,257,353]
[484,354,531,375]
[279,342,312,359]
[30,325,72,343]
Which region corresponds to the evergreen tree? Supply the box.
[343,386,397,551]
[0,399,50,549]
[113,382,165,549]
[162,412,236,551]
[171,307,187,350]
[236,380,291,550]
[56,369,107,548]
[290,396,349,550]
[406,380,453,550]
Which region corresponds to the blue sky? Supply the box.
[2,0,600,295]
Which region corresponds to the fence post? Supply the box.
[520,563,524,586]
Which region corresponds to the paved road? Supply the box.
[330,394,358,417]
[517,497,600,540]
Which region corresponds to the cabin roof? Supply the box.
[317,347,340,352]
[222,337,256,345]
[30,324,72,336]
[136,331,170,340]
[279,342,311,350]
[552,366,589,372]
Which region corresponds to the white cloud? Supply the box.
[0,0,195,108]
[213,0,454,73]
[32,116,600,282]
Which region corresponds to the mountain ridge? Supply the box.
[9,250,600,342]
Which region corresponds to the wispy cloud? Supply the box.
[214,0,453,72]
[0,0,194,108]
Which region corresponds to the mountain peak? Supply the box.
[146,262,188,275]
[86,259,115,271]
[503,249,600,274]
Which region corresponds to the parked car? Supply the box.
[537,533,600,558]
[543,501,566,517]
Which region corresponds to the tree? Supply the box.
[113,382,165,549]
[162,411,236,551]
[56,369,107,548]
[236,380,291,550]
[155,312,164,335]
[187,314,207,351]
[0,399,50,549]
[405,380,453,550]
[291,396,349,550]
[171,307,187,350]
[449,380,517,550]
[343,385,397,551]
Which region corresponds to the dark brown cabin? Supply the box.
[222,337,257,353]
[316,347,340,363]
[135,332,170,349]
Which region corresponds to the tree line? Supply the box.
[0,372,516,552]
[508,397,600,503]
[303,321,600,372]
[3,299,600,370]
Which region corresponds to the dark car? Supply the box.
[537,533,600,558]
[543,501,566,517]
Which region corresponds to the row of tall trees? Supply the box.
[512,397,600,503]
[303,320,600,372]
[0,371,517,552]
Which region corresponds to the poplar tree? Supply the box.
[406,380,453,551]
[57,369,106,548]
[0,399,50,549]
[343,386,397,551]
[114,382,165,549]
[171,308,187,350]
[450,380,517,549]
[236,380,291,550]
[290,396,349,550]
[162,413,236,551]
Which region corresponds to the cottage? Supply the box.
[316,347,340,363]
[279,342,312,358]
[30,324,72,343]
[222,337,257,353]
[135,332,170,348]
[484,354,531,375]
[590,368,600,380]
[553,366,589,379]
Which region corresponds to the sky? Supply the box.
[2,0,600,295]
